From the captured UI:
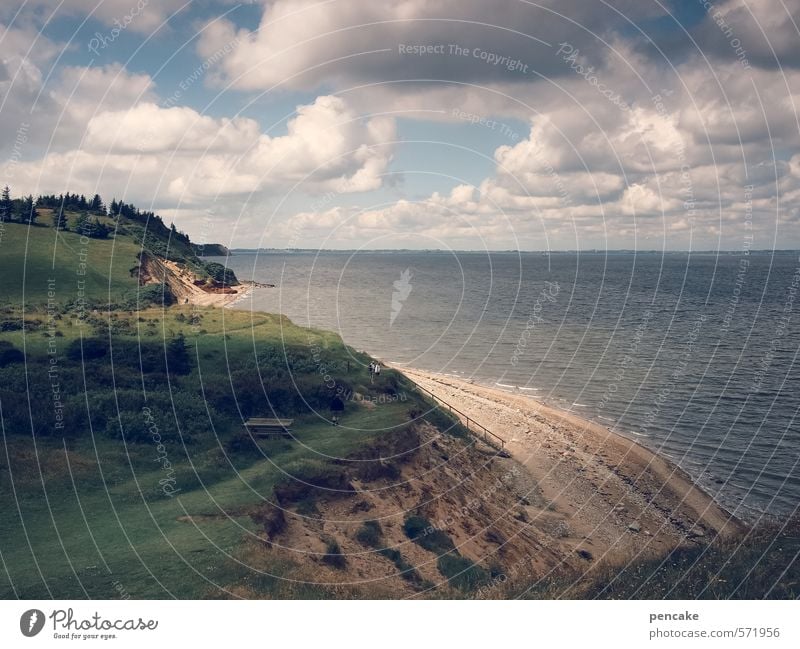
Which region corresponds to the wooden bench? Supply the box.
[244,418,294,437]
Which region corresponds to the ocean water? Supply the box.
[218,251,800,518]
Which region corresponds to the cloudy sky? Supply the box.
[1,0,799,250]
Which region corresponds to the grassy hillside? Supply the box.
[0,306,443,598]
[0,194,455,598]
[0,220,142,305]
[0,200,237,309]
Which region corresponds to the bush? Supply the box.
[437,553,490,592]
[377,548,427,588]
[121,283,175,309]
[0,341,24,366]
[403,515,455,555]
[107,410,150,443]
[0,319,23,332]
[322,538,347,569]
[166,333,192,375]
[66,338,108,361]
[355,520,383,548]
[294,497,320,518]
[203,262,238,286]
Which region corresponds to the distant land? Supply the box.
[230,248,800,254]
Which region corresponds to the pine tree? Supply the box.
[166,333,191,374]
[75,211,91,236]
[90,194,105,214]
[92,218,109,239]
[53,206,68,231]
[22,195,38,224]
[0,186,12,222]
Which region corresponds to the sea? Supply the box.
[216,250,800,519]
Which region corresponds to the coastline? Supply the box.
[208,283,749,563]
[161,255,256,307]
[396,365,745,563]
[189,280,254,307]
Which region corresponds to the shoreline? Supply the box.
[162,255,257,308]
[186,281,254,308]
[396,365,745,563]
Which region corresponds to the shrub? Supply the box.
[355,520,383,548]
[322,538,346,569]
[120,283,175,309]
[0,341,24,366]
[294,497,320,518]
[66,338,107,361]
[203,262,238,286]
[107,410,150,443]
[0,320,23,332]
[403,515,455,555]
[377,548,427,588]
[437,553,490,591]
[166,333,192,375]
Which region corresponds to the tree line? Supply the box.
[0,185,191,243]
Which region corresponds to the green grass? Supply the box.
[0,210,501,599]
[0,302,430,598]
[0,435,258,598]
[0,221,141,306]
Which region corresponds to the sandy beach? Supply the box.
[396,366,745,566]
[141,256,256,307]
[183,281,254,307]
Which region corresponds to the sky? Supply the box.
[1,0,799,250]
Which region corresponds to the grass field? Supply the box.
[0,304,430,598]
[0,204,458,599]
[0,220,141,306]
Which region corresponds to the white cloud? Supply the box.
[85,103,260,153]
[196,0,663,91]
[4,1,800,249]
[52,64,157,140]
[9,93,396,205]
[278,50,800,249]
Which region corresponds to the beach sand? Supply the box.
[397,366,745,566]
[157,258,255,307]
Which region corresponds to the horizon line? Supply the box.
[224,247,800,254]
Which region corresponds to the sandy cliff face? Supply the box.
[229,405,740,598]
[234,422,555,597]
[134,252,250,306]
[135,252,192,302]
